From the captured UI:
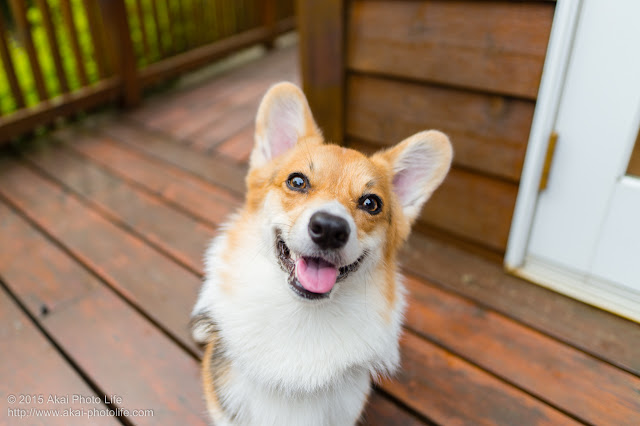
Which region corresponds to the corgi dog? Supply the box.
[190,82,452,425]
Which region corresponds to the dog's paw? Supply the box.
[189,312,219,345]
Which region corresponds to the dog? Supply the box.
[190,82,452,425]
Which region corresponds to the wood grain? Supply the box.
[380,332,578,425]
[97,0,140,106]
[62,128,242,225]
[0,203,206,425]
[0,161,202,354]
[361,392,426,426]
[157,79,265,141]
[127,44,297,129]
[215,124,255,163]
[44,291,205,425]
[0,210,99,317]
[138,19,296,90]
[401,232,640,376]
[82,0,108,78]
[0,286,117,426]
[348,1,554,99]
[262,0,278,48]
[404,275,640,425]
[8,136,584,422]
[191,102,257,151]
[0,79,120,147]
[22,140,214,274]
[1,142,423,424]
[421,167,518,252]
[97,118,249,196]
[347,74,534,181]
[297,0,345,144]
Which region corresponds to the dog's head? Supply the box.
[245,82,452,302]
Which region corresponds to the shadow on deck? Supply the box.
[1,44,639,425]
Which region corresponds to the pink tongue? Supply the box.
[295,257,338,294]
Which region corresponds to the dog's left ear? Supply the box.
[375,130,453,224]
[250,82,321,169]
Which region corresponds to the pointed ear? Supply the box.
[250,82,321,169]
[377,130,453,223]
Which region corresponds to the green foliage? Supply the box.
[0,0,270,115]
[0,0,100,113]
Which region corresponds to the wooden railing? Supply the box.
[0,0,295,145]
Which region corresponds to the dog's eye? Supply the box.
[286,173,309,192]
[358,194,382,215]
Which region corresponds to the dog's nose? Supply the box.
[308,212,350,250]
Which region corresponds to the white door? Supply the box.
[506,0,640,322]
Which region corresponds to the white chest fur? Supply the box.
[192,227,406,425]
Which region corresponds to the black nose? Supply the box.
[308,212,350,250]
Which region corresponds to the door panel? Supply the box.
[591,178,640,291]
[525,0,640,306]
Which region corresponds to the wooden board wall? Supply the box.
[296,0,345,144]
[344,0,555,252]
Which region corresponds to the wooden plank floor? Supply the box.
[1,43,639,425]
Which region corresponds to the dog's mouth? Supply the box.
[276,234,366,300]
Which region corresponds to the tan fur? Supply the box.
[203,333,235,422]
[249,145,397,234]
[245,139,409,317]
[202,339,221,416]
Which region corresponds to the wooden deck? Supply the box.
[1,44,639,426]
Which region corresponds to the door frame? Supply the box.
[504,0,640,322]
[505,0,581,270]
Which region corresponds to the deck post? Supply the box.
[296,0,345,145]
[97,0,141,107]
[262,1,277,49]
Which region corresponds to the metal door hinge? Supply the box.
[539,131,558,191]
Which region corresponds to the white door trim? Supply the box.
[505,0,640,323]
[504,0,582,270]
[515,256,640,322]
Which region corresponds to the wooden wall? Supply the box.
[300,0,556,254]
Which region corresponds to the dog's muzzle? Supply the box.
[275,232,367,301]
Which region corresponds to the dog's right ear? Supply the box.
[250,82,321,169]
[375,130,452,225]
